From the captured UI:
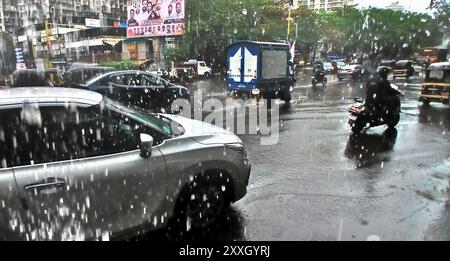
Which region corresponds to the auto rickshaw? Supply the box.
[12,69,64,87]
[379,60,396,71]
[419,62,450,105]
[393,60,414,80]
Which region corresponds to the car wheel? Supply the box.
[174,175,230,231]
[338,77,343,81]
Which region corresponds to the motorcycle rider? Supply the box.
[365,66,400,115]
[313,63,326,83]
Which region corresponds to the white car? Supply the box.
[323,62,334,73]
[0,87,251,240]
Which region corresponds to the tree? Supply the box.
[165,0,287,67]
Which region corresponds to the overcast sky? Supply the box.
[354,0,433,13]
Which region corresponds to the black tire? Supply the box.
[203,72,211,79]
[421,99,430,106]
[173,175,230,232]
[338,77,343,81]
[351,120,365,133]
[387,114,400,128]
[282,91,292,102]
[311,80,316,87]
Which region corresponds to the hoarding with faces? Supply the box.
[127,0,185,38]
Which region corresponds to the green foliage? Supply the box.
[167,1,445,66]
[99,60,133,70]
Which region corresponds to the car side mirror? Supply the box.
[140,133,154,158]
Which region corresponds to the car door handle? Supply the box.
[25,178,66,193]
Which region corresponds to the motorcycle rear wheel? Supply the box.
[387,114,400,128]
[351,120,365,133]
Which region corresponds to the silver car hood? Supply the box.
[162,114,242,145]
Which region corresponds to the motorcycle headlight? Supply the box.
[251,88,260,95]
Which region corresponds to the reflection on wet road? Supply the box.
[141,71,450,241]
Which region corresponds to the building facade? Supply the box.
[298,0,355,11]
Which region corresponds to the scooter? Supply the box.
[311,71,327,88]
[348,84,402,133]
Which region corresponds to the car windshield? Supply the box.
[104,97,173,137]
[85,73,110,85]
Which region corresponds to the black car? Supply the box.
[64,66,116,88]
[11,69,64,87]
[80,70,191,113]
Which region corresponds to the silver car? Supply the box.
[0,87,250,240]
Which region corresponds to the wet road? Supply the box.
[140,70,450,241]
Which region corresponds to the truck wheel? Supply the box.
[203,72,211,79]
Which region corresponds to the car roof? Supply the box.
[343,64,361,68]
[0,87,103,107]
[427,62,450,70]
[93,70,153,78]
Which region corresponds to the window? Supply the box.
[140,74,166,87]
[0,103,152,167]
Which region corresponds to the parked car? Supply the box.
[0,87,251,240]
[11,69,64,87]
[79,70,191,113]
[64,66,116,88]
[337,64,370,81]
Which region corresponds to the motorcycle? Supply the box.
[348,84,403,133]
[311,70,327,88]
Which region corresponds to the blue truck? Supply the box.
[226,41,295,102]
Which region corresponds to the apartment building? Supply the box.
[0,0,19,33]
[298,0,355,11]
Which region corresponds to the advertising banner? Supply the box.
[127,0,185,38]
[85,18,101,27]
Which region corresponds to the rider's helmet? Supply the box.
[377,66,390,79]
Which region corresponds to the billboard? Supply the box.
[127,0,185,38]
